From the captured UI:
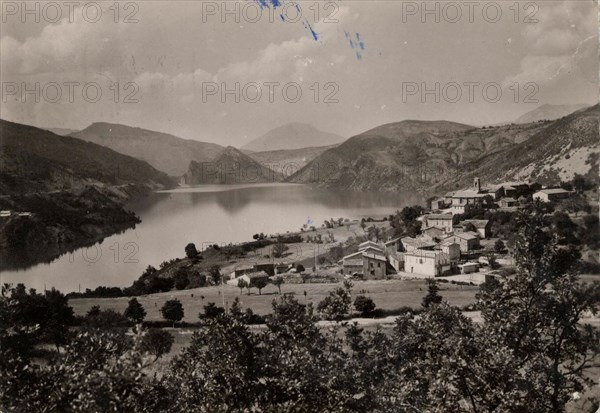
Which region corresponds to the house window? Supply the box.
[377,262,381,268]
[419,259,423,264]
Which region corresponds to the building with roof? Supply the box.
[460,219,492,238]
[226,270,270,286]
[358,241,384,252]
[443,232,480,252]
[424,214,453,233]
[458,262,479,274]
[340,250,387,279]
[533,188,572,203]
[404,249,452,277]
[499,197,518,208]
[384,238,401,253]
[440,241,461,261]
[400,236,437,252]
[422,226,446,241]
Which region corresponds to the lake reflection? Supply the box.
[1,184,422,292]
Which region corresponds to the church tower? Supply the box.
[473,177,481,193]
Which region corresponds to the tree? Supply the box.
[572,173,589,192]
[494,239,506,253]
[141,329,174,361]
[124,298,146,324]
[161,299,184,327]
[250,277,268,295]
[353,295,376,316]
[185,243,199,259]
[463,222,477,233]
[295,264,305,273]
[200,302,225,319]
[272,239,288,258]
[174,269,189,290]
[421,278,442,308]
[317,282,352,321]
[271,277,284,294]
[476,205,600,412]
[237,278,248,295]
[208,265,222,285]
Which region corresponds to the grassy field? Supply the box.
[69,278,479,322]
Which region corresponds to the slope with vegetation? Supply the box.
[72,122,225,176]
[287,106,599,193]
[0,120,174,269]
[184,146,283,184]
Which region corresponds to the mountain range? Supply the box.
[514,104,589,124]
[3,103,596,196]
[71,122,225,176]
[287,105,599,193]
[0,120,173,195]
[241,123,345,152]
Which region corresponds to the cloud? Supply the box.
[504,0,598,90]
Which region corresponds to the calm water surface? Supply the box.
[1,184,422,292]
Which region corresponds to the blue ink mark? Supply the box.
[345,31,365,60]
[280,13,285,21]
[304,21,318,41]
[356,33,365,50]
[307,216,313,225]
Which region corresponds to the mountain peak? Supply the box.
[241,123,345,152]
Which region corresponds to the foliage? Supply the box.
[208,265,222,285]
[421,278,443,308]
[353,295,376,316]
[124,298,146,324]
[0,284,74,357]
[184,243,199,259]
[200,302,226,319]
[317,281,352,321]
[141,328,174,361]
[494,239,506,253]
[237,278,249,295]
[272,238,289,258]
[250,277,268,295]
[161,299,184,326]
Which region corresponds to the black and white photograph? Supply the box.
[1,0,600,411]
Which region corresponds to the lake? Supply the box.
[0,184,422,292]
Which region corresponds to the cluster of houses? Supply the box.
[340,219,485,279]
[339,178,575,280]
[431,177,573,214]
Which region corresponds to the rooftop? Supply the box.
[536,188,571,195]
[461,219,490,228]
[426,214,453,220]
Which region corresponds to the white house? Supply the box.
[403,250,452,277]
[533,188,572,203]
[424,214,453,233]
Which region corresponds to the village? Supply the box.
[217,177,579,291]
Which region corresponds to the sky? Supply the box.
[1,0,598,147]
